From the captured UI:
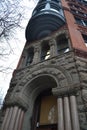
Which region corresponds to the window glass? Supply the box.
[75,17,87,26]
[41,41,50,61]
[82,34,87,47]
[26,47,34,66]
[57,35,69,54]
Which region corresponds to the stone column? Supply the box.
[14,108,21,130]
[1,106,25,130]
[8,106,18,130]
[4,107,13,130]
[33,45,40,64]
[49,39,57,57]
[57,98,64,130]
[18,110,24,130]
[70,95,80,130]
[1,108,10,130]
[64,96,72,130]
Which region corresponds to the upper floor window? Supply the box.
[82,34,87,47]
[26,47,34,66]
[41,41,50,61]
[57,35,69,54]
[71,9,85,16]
[75,17,87,26]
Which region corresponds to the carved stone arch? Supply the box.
[21,74,58,130]
[25,74,57,106]
[9,65,73,109]
[8,64,74,130]
[21,65,72,103]
[13,64,73,94]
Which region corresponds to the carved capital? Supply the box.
[52,84,80,97]
[4,92,28,110]
[49,39,56,46]
[34,45,40,53]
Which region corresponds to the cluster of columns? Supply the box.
[1,106,24,130]
[57,95,80,130]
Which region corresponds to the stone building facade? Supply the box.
[1,0,87,130]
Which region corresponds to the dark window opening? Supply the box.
[71,9,84,16]
[57,35,69,54]
[75,17,87,26]
[41,41,50,61]
[82,34,87,47]
[26,47,34,66]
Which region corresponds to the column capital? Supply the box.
[52,84,80,97]
[34,45,40,53]
[49,38,56,46]
[4,95,28,111]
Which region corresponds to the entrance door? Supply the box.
[32,93,57,130]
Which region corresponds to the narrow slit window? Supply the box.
[82,34,87,47]
[57,35,69,54]
[26,47,34,66]
[41,41,50,61]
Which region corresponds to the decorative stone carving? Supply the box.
[5,51,83,110]
[6,64,75,108]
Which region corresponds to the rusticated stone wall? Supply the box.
[1,50,87,130]
[0,51,86,130]
[75,56,87,130]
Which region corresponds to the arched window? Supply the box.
[26,47,34,66]
[57,34,69,54]
[41,41,50,61]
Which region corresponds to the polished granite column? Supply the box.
[64,96,72,130]
[57,97,64,130]
[14,108,21,130]
[1,106,25,130]
[18,110,24,130]
[70,95,80,130]
[1,108,10,130]
[8,106,18,130]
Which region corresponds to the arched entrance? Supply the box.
[22,74,58,130]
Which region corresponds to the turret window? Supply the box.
[41,41,50,61]
[57,35,69,54]
[26,47,34,66]
[82,34,87,47]
[75,17,87,27]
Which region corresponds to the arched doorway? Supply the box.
[22,74,58,130]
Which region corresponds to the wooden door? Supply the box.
[32,94,57,130]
